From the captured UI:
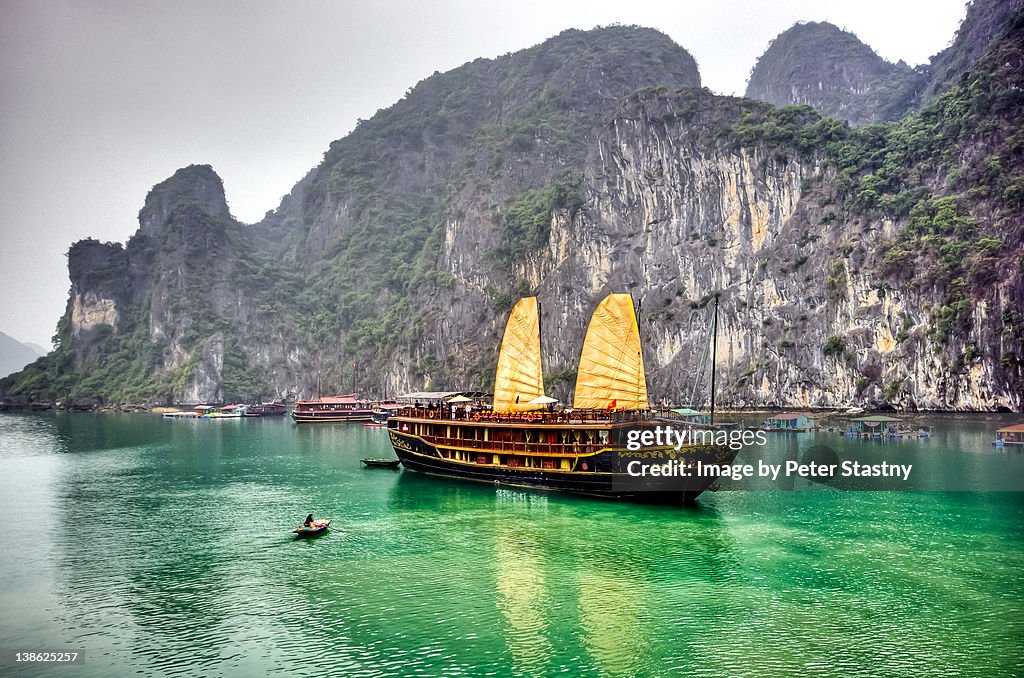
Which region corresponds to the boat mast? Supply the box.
[635,295,642,409]
[537,298,543,373]
[710,295,719,426]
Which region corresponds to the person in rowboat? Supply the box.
[303,514,315,528]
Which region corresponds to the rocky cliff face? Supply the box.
[17,166,311,405]
[745,21,924,126]
[431,77,1023,411]
[3,18,1022,411]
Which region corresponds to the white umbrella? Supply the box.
[446,395,473,403]
[527,395,559,405]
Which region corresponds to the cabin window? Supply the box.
[476,454,489,465]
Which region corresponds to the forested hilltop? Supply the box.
[3,5,1022,411]
[746,0,1024,125]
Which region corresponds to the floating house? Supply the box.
[763,412,816,432]
[671,408,711,425]
[848,415,902,437]
[994,423,1024,447]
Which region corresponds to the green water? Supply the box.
[0,413,1022,677]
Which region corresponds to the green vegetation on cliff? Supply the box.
[733,10,1023,349]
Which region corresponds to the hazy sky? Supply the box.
[0,0,967,348]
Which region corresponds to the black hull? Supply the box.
[389,429,736,504]
[361,458,401,468]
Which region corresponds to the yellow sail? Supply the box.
[492,297,546,412]
[573,294,649,410]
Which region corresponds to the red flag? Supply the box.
[607,399,617,410]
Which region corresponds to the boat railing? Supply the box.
[395,407,651,425]
[417,434,602,456]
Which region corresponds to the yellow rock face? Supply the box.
[70,292,118,336]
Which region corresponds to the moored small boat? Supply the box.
[361,458,401,468]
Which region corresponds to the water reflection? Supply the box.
[492,494,554,676]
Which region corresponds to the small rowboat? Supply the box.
[292,519,331,537]
[360,458,401,469]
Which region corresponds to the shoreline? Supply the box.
[0,400,1019,416]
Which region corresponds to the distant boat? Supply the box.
[187,405,243,419]
[363,404,400,427]
[387,294,736,503]
[243,402,287,417]
[161,410,197,419]
[290,395,377,423]
[360,458,401,468]
[201,410,243,419]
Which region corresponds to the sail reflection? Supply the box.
[493,507,554,676]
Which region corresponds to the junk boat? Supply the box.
[387,294,736,503]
